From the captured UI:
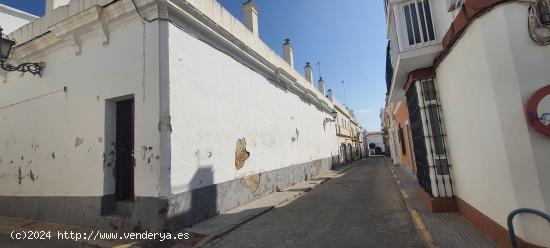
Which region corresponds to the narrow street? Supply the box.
[205,158,426,248]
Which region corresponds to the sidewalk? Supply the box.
[388,160,498,248]
[0,161,358,248]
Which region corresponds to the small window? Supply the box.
[398,125,407,156]
[403,0,435,45]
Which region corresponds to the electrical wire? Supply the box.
[0,87,66,111]
[130,0,154,23]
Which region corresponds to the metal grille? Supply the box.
[407,83,432,195]
[406,78,453,198]
[539,0,550,26]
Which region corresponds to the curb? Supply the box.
[192,206,275,248]
[387,162,437,248]
[192,160,360,248]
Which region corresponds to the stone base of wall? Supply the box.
[417,187,458,212]
[0,157,332,231]
[164,156,333,231]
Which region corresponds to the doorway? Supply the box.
[115,98,134,201]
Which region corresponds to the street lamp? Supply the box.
[0,27,44,76]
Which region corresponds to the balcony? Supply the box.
[386,0,444,104]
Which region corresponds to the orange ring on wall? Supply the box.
[525,85,550,138]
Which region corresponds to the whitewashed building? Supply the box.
[365,131,385,156]
[384,0,550,246]
[0,0,341,231]
[326,89,363,165]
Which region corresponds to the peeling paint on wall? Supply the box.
[235,138,250,170]
[29,170,35,182]
[158,113,172,133]
[291,128,300,143]
[103,151,115,168]
[75,137,84,147]
[241,173,260,193]
[17,167,22,184]
[51,152,55,159]
[142,146,155,166]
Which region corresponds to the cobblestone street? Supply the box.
[205,158,426,248]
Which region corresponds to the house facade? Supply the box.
[365,131,385,156]
[385,0,550,246]
[0,0,343,231]
[327,89,363,165]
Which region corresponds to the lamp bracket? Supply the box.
[0,60,44,77]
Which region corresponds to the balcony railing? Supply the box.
[385,40,393,93]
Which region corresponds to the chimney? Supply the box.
[242,1,259,37]
[327,89,334,101]
[46,0,71,15]
[304,62,313,83]
[283,39,294,68]
[318,77,325,95]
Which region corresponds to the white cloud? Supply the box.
[356,108,374,116]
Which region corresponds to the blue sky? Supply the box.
[1,0,386,131]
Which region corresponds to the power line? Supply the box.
[0,87,66,111]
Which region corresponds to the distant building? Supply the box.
[365,131,384,156]
[327,89,363,165]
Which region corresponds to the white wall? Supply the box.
[0,16,162,197]
[436,4,550,246]
[367,134,384,150]
[0,4,37,34]
[167,23,338,194]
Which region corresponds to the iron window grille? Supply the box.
[406,78,454,198]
